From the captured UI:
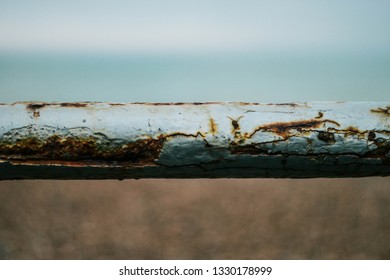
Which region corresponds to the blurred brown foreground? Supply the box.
[0,178,389,259]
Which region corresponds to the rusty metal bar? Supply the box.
[0,102,389,179]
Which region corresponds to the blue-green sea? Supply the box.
[0,51,389,102]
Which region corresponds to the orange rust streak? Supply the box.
[315,112,324,119]
[33,111,40,118]
[59,102,88,107]
[132,102,262,106]
[266,102,310,108]
[209,118,217,134]
[248,119,341,139]
[26,103,45,110]
[344,126,364,134]
[132,102,223,106]
[371,106,390,116]
[162,131,205,139]
[26,102,89,111]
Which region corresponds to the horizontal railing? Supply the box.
[0,102,389,179]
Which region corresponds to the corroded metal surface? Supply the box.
[0,102,389,179]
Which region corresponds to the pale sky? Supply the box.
[1,0,390,53]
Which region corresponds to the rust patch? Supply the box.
[26,102,90,110]
[344,126,364,134]
[229,116,243,132]
[27,103,43,119]
[110,137,165,163]
[131,102,262,106]
[368,131,376,141]
[228,116,244,141]
[161,131,206,143]
[193,102,220,105]
[371,106,390,116]
[209,118,217,134]
[365,139,390,163]
[268,103,297,107]
[229,144,262,155]
[249,119,340,139]
[317,131,335,144]
[133,102,222,106]
[237,102,259,106]
[0,134,165,166]
[147,102,185,106]
[20,101,285,108]
[267,102,309,108]
[315,112,324,119]
[325,127,388,140]
[59,102,88,108]
[26,103,45,110]
[232,120,240,131]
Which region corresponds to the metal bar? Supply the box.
[0,102,389,179]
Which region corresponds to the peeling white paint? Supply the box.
[0,102,389,179]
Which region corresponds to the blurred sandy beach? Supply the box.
[1,178,389,259]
